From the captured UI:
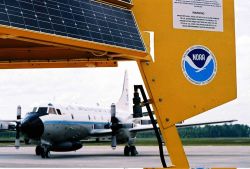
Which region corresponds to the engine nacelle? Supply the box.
[51,141,82,152]
[116,128,130,144]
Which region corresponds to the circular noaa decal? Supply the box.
[182,45,217,85]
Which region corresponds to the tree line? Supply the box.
[178,124,250,138]
[137,124,250,138]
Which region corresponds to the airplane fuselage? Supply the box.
[40,106,111,143]
[21,104,131,151]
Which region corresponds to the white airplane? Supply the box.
[1,71,237,158]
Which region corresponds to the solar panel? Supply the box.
[0,0,145,52]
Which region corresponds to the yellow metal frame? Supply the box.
[0,25,147,60]
[0,0,237,168]
[134,0,236,168]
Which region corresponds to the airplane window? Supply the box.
[37,107,48,115]
[48,108,57,114]
[56,109,62,115]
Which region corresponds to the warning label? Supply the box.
[173,0,223,32]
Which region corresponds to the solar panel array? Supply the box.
[0,0,145,51]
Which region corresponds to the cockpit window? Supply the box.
[48,108,57,114]
[56,109,62,115]
[37,107,48,115]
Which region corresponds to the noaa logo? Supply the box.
[182,45,217,85]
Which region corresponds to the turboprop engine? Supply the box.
[116,128,130,144]
[50,141,82,152]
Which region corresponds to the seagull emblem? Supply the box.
[184,55,213,73]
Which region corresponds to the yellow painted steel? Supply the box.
[0,0,237,168]
[133,0,236,168]
[133,0,236,127]
[0,25,147,60]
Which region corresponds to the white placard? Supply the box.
[173,0,223,32]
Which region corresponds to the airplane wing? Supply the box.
[175,120,237,128]
[90,129,112,137]
[89,120,237,136]
[129,120,237,133]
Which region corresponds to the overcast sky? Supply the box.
[0,1,249,125]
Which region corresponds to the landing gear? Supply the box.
[124,145,138,156]
[130,146,138,156]
[35,146,42,156]
[124,145,130,156]
[37,146,50,158]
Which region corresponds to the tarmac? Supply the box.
[0,146,249,168]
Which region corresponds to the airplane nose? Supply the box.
[21,115,44,139]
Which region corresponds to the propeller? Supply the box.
[110,103,118,149]
[15,105,21,149]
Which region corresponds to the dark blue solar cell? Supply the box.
[53,23,66,32]
[19,2,33,10]
[0,12,8,22]
[24,18,39,28]
[48,8,61,17]
[0,20,8,25]
[66,26,78,35]
[4,0,19,7]
[76,21,88,29]
[34,5,47,14]
[47,1,58,7]
[77,28,90,37]
[0,0,145,51]
[50,16,63,25]
[38,20,52,30]
[9,14,23,24]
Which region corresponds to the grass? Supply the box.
[82,137,250,146]
[181,137,250,146]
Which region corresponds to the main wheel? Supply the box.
[45,150,51,158]
[41,148,46,158]
[124,145,130,156]
[35,146,42,156]
[130,146,138,156]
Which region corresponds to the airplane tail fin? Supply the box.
[116,71,129,113]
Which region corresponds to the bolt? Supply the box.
[165,118,170,122]
[152,78,155,82]
[146,62,150,65]
[159,98,163,102]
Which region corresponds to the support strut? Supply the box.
[133,85,167,168]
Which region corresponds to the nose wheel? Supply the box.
[124,145,138,156]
